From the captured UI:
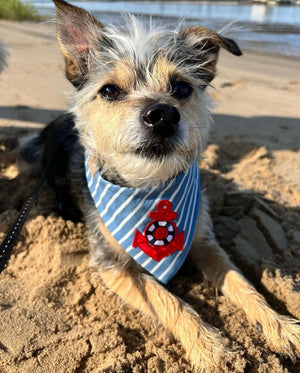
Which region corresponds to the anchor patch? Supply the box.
[133,200,185,261]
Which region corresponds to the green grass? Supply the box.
[0,0,42,21]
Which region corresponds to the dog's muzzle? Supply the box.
[141,104,180,137]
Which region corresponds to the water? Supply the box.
[25,1,300,57]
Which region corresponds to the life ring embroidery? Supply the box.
[133,200,185,261]
[146,220,175,246]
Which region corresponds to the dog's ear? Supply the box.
[180,26,242,84]
[53,0,103,88]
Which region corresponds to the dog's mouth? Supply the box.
[135,144,172,158]
[135,138,176,158]
[134,137,194,159]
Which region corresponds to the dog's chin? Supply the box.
[102,144,193,188]
[127,143,196,187]
[98,137,197,188]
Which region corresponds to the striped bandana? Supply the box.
[85,153,201,283]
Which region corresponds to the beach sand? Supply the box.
[0,20,299,373]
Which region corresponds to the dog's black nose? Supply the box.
[141,104,180,136]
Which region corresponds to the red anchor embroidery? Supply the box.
[133,200,185,261]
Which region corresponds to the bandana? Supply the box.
[85,153,201,283]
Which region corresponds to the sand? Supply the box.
[0,20,299,373]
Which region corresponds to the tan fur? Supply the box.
[51,1,300,370]
[181,27,220,83]
[191,240,300,356]
[97,218,130,260]
[104,60,139,92]
[191,194,300,359]
[152,56,179,89]
[222,270,300,356]
[99,265,224,373]
[181,26,242,83]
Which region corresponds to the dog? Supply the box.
[21,0,300,371]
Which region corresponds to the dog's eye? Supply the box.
[99,84,123,100]
[170,81,193,99]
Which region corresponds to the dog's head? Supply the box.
[53,0,241,187]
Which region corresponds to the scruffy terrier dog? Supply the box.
[23,0,300,371]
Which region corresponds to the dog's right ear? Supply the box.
[53,0,103,88]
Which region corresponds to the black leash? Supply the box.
[0,165,50,274]
[0,113,77,274]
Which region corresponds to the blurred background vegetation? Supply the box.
[0,0,41,21]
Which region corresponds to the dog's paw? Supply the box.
[262,314,300,358]
[182,321,226,372]
[189,340,224,373]
[252,307,300,359]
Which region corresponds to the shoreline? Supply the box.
[27,1,300,58]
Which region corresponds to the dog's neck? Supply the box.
[101,167,129,188]
[87,155,128,187]
[91,156,185,189]
[85,152,201,283]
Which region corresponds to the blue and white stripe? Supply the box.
[85,152,201,283]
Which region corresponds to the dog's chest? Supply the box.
[85,155,201,283]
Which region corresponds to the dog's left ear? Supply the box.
[180,26,242,84]
[53,0,103,88]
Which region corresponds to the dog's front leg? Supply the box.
[191,193,300,358]
[97,263,224,372]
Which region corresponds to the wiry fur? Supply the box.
[68,17,215,187]
[24,1,300,371]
